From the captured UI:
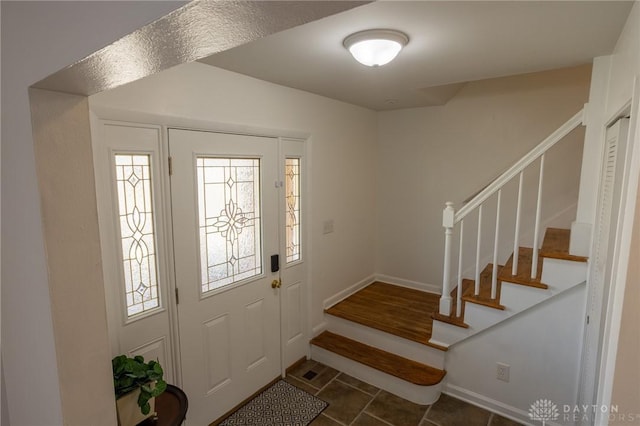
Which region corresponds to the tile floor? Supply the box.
[286,360,524,426]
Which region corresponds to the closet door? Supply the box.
[580,117,629,407]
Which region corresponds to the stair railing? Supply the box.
[440,108,585,317]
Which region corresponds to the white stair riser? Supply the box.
[311,345,443,405]
[430,320,472,347]
[464,303,510,331]
[500,284,549,312]
[541,258,588,292]
[431,258,587,347]
[325,315,446,368]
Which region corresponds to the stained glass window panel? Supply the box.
[285,158,301,263]
[114,154,160,317]
[197,157,262,293]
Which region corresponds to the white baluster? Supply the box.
[512,172,523,276]
[440,202,455,315]
[492,190,501,299]
[456,220,464,317]
[475,205,483,296]
[531,155,545,279]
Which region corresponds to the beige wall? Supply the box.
[29,88,116,425]
[3,2,365,423]
[90,62,378,330]
[608,7,640,410]
[1,3,194,423]
[610,182,640,423]
[376,65,592,287]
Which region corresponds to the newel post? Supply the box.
[440,202,455,315]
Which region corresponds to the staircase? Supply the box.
[311,228,587,405]
[311,283,447,404]
[430,228,587,348]
[310,109,589,407]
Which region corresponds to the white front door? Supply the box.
[169,129,282,425]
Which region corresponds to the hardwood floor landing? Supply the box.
[325,282,440,345]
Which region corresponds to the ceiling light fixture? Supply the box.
[343,29,409,67]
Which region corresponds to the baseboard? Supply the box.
[375,274,441,295]
[322,274,440,311]
[443,384,536,426]
[322,274,376,309]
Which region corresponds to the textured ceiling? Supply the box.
[200,1,634,111]
[33,1,369,96]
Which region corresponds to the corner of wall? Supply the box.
[29,88,116,426]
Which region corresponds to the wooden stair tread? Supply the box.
[432,311,469,328]
[540,228,588,262]
[325,282,440,345]
[311,331,446,386]
[498,247,548,289]
[460,264,505,310]
[436,264,504,327]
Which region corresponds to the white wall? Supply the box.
[1,2,186,424]
[445,284,586,424]
[89,61,378,331]
[607,2,640,116]
[574,2,640,254]
[376,66,592,288]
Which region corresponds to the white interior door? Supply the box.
[169,129,282,425]
[580,117,630,409]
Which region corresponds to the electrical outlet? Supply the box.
[323,219,334,234]
[496,363,510,382]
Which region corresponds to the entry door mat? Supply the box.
[219,380,328,425]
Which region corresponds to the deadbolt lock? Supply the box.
[271,279,282,289]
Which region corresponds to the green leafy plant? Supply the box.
[112,355,167,415]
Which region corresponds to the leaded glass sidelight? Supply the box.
[114,154,161,317]
[196,157,262,293]
[285,158,301,263]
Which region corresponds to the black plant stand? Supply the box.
[138,384,188,426]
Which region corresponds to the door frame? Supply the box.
[90,105,313,390]
[90,118,179,383]
[578,77,640,421]
[592,79,640,421]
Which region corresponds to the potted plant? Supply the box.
[112,355,167,426]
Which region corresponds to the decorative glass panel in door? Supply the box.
[196,157,262,293]
[285,158,301,264]
[114,154,161,317]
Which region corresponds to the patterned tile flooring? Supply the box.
[285,360,524,426]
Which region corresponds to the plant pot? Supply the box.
[116,387,155,426]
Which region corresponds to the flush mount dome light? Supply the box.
[343,29,409,67]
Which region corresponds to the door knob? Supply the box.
[271,279,281,289]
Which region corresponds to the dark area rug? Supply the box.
[219,380,327,425]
